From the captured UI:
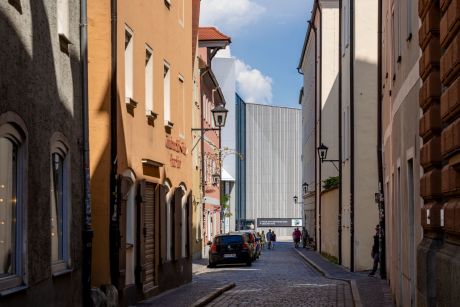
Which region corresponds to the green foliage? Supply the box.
[321,251,339,264]
[322,176,340,190]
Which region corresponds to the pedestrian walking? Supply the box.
[261,230,266,249]
[369,224,380,276]
[302,227,309,248]
[292,228,301,248]
[266,229,272,249]
[271,231,277,249]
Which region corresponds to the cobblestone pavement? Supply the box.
[297,248,395,307]
[137,242,353,307]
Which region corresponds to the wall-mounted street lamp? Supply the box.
[212,172,220,186]
[211,104,228,128]
[293,182,310,204]
[317,143,339,171]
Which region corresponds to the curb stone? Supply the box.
[293,248,363,307]
[189,282,236,307]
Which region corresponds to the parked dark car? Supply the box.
[208,233,255,267]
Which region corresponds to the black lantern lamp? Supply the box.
[317,143,328,161]
[302,182,309,196]
[211,104,228,128]
[293,195,298,204]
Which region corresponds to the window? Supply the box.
[178,0,184,26]
[57,0,70,43]
[397,1,401,61]
[0,121,25,290]
[145,47,153,115]
[164,63,171,125]
[125,27,134,103]
[165,182,173,261]
[342,0,350,55]
[180,185,187,258]
[407,0,413,41]
[178,75,185,134]
[392,9,396,80]
[50,140,70,273]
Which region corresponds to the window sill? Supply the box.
[59,33,72,45]
[165,120,174,129]
[0,284,28,297]
[146,110,158,121]
[52,268,73,278]
[125,97,138,112]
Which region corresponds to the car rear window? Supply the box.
[215,235,243,245]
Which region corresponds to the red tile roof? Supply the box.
[198,27,231,42]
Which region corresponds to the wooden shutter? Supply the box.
[138,180,156,295]
[174,188,184,261]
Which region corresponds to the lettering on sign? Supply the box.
[165,137,188,155]
[170,154,182,168]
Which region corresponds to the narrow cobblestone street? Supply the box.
[137,242,353,307]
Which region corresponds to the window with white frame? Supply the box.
[392,9,396,79]
[407,0,413,40]
[342,0,350,55]
[164,63,171,124]
[178,75,185,133]
[125,27,134,102]
[397,1,402,63]
[178,0,184,26]
[145,47,153,115]
[0,123,25,290]
[57,0,70,43]
[50,140,70,273]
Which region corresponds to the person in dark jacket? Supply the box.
[369,225,380,276]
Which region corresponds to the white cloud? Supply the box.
[235,59,273,105]
[200,0,266,30]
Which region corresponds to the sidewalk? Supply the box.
[296,248,394,307]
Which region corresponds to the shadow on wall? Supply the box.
[0,0,84,305]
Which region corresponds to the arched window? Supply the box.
[180,184,188,258]
[50,135,70,273]
[164,180,173,261]
[0,118,26,290]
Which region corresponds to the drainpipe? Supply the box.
[349,0,355,272]
[200,68,207,247]
[338,0,343,265]
[109,0,119,287]
[377,0,387,280]
[318,3,322,255]
[308,19,318,251]
[80,0,93,304]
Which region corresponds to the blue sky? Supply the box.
[200,0,314,108]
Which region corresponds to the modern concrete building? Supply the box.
[236,99,302,237]
[381,0,423,305]
[0,1,85,305]
[87,0,196,304]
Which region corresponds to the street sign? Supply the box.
[257,218,303,227]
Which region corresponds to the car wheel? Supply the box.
[246,260,252,266]
[208,262,216,268]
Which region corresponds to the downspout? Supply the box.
[80,0,93,304]
[318,3,322,255]
[349,0,355,272]
[200,68,207,245]
[377,0,387,279]
[308,19,318,251]
[109,0,119,287]
[338,0,343,265]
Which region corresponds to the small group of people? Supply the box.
[263,229,277,249]
[292,227,309,248]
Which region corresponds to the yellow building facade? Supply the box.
[88,0,195,305]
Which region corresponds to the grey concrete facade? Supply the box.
[236,101,302,237]
[0,0,83,306]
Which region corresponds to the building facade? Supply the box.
[381,0,423,306]
[0,1,84,305]
[88,0,195,304]
[417,0,460,306]
[236,100,302,237]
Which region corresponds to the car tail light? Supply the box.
[211,243,217,253]
[242,242,249,249]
